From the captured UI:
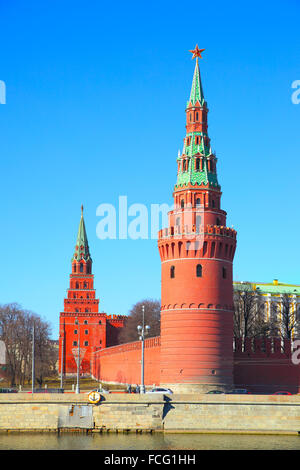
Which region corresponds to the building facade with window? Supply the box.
[234,279,300,338]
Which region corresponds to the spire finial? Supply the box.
[188,46,205,106]
[189,45,205,60]
[72,204,91,263]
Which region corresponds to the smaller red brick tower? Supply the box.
[59,206,107,376]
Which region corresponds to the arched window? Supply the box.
[73,264,76,273]
[181,200,184,209]
[223,267,227,279]
[196,198,201,207]
[170,266,175,279]
[196,158,200,171]
[80,264,84,273]
[75,282,79,289]
[196,112,199,121]
[216,218,221,226]
[196,216,201,232]
[196,264,202,278]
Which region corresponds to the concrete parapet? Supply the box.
[0,393,299,434]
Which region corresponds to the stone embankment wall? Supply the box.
[0,393,300,434]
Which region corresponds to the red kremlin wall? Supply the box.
[234,337,300,394]
[91,336,300,393]
[91,336,160,386]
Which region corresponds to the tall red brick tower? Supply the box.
[158,46,237,392]
[59,206,107,376]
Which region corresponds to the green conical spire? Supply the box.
[175,51,220,190]
[188,58,205,106]
[72,205,91,262]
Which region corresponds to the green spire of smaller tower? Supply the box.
[188,58,205,106]
[72,205,91,262]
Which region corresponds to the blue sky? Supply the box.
[0,0,299,339]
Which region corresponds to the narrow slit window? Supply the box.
[196,264,202,278]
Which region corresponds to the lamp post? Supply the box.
[60,328,64,390]
[75,317,80,394]
[137,305,150,394]
[32,324,35,394]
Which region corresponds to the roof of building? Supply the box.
[188,58,205,107]
[234,279,300,296]
[175,56,220,190]
[72,205,91,262]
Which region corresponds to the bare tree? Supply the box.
[272,294,300,340]
[0,303,57,387]
[234,284,272,339]
[33,316,57,388]
[118,299,160,344]
[0,304,25,386]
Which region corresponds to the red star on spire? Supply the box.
[189,45,205,60]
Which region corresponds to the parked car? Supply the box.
[273,391,292,395]
[227,389,251,394]
[27,388,64,393]
[146,387,173,394]
[206,390,225,394]
[0,388,18,393]
[87,388,110,394]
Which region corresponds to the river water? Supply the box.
[0,432,300,450]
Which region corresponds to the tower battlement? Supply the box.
[158,224,237,240]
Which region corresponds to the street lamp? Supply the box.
[60,328,64,390]
[137,305,150,393]
[32,324,35,394]
[75,317,80,394]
